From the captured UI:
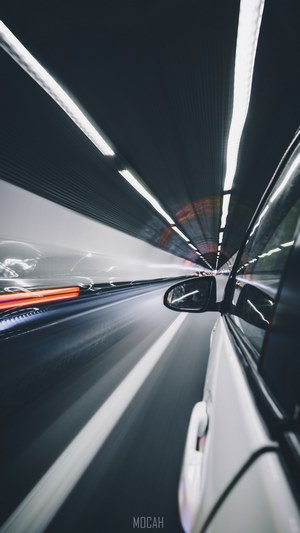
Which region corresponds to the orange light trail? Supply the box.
[0,287,80,311]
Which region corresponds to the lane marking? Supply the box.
[1,313,188,533]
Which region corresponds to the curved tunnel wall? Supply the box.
[0,180,202,289]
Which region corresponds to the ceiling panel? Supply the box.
[1,0,299,268]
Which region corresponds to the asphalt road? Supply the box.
[0,281,220,533]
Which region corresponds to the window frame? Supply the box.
[222,131,300,495]
[223,130,300,328]
[223,132,300,417]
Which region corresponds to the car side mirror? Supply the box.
[163,276,217,312]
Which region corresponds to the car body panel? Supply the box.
[204,452,300,533]
[169,131,300,532]
[183,316,275,531]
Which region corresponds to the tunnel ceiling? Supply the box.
[1,0,300,269]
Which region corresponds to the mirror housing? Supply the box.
[163,276,218,313]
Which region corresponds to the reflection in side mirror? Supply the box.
[236,283,275,330]
[163,276,217,313]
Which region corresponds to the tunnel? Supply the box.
[0,2,300,532]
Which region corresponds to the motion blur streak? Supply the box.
[0,22,115,157]
[0,287,80,311]
[0,181,200,284]
[0,312,187,533]
[0,282,220,531]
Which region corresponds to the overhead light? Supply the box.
[247,299,269,324]
[218,232,223,244]
[119,170,175,225]
[0,22,115,156]
[267,247,281,256]
[249,204,269,236]
[171,226,190,242]
[270,153,300,204]
[281,240,294,248]
[223,0,265,191]
[188,243,197,251]
[173,290,199,304]
[221,194,231,228]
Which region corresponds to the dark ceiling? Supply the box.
[1,0,300,268]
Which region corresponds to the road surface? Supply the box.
[0,280,222,533]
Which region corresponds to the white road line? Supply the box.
[1,313,188,533]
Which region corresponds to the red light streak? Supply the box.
[0,287,80,311]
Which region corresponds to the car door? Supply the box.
[180,134,300,532]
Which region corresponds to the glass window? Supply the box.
[230,144,300,359]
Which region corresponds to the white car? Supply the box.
[164,130,300,533]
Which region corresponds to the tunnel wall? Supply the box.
[0,180,202,288]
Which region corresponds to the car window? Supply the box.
[230,144,300,359]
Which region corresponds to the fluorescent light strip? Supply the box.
[188,243,197,251]
[119,170,175,225]
[0,22,115,156]
[267,247,281,256]
[281,241,294,248]
[171,225,190,242]
[223,0,265,191]
[220,194,231,229]
[270,152,300,204]
[173,290,199,304]
[1,21,211,263]
[247,299,269,324]
[249,204,269,236]
[218,232,223,244]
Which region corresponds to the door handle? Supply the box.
[179,401,208,532]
